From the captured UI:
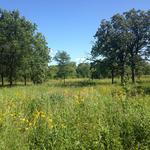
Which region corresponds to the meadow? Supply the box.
[0,78,150,150]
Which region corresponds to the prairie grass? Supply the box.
[0,77,150,149]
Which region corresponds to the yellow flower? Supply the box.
[48,118,53,123]
[10,114,14,117]
[36,111,46,118]
[61,123,66,129]
[41,114,46,118]
[49,124,54,129]
[47,118,53,129]
[29,122,32,127]
[75,93,85,105]
[20,118,26,122]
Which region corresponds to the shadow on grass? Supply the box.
[0,83,32,88]
[142,86,150,95]
[51,79,114,88]
[136,80,150,95]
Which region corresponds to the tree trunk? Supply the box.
[9,52,15,87]
[130,52,136,84]
[121,74,124,85]
[111,69,114,84]
[9,75,13,87]
[9,78,13,87]
[131,62,135,83]
[0,50,4,86]
[1,73,4,86]
[64,75,66,85]
[9,69,13,87]
[120,64,125,85]
[24,75,27,86]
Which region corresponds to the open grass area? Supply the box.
[0,77,150,150]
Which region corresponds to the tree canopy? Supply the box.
[91,9,150,84]
[0,9,50,86]
[54,51,76,83]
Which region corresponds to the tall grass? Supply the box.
[0,78,150,149]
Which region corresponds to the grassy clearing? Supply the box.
[0,78,150,149]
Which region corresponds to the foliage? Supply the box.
[47,65,58,79]
[54,51,76,83]
[0,9,50,86]
[31,33,50,84]
[91,9,150,84]
[76,63,91,78]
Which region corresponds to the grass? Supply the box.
[0,77,150,149]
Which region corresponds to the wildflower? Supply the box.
[61,123,66,129]
[36,111,46,118]
[41,114,46,118]
[74,92,85,105]
[10,113,17,118]
[20,118,26,122]
[48,118,52,123]
[29,122,32,127]
[47,118,53,129]
[48,124,54,129]
[10,113,14,117]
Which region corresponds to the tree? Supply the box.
[17,15,36,85]
[142,62,150,75]
[91,9,150,84]
[0,9,37,86]
[124,9,150,83]
[47,65,58,79]
[76,63,91,78]
[54,51,71,84]
[0,9,50,86]
[90,60,109,79]
[19,55,32,85]
[91,20,120,84]
[31,33,50,84]
[111,14,130,84]
[66,62,77,78]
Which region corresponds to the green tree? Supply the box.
[31,33,50,84]
[124,9,150,83]
[0,9,50,86]
[111,14,130,84]
[143,62,150,75]
[67,62,77,78]
[91,9,150,84]
[17,16,36,85]
[54,51,71,84]
[48,65,58,79]
[91,20,120,84]
[76,63,91,78]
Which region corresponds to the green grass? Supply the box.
[0,78,150,150]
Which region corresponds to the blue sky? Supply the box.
[0,0,149,64]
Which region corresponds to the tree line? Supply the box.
[0,8,150,86]
[91,9,150,84]
[51,9,150,84]
[0,9,50,86]
[48,51,91,82]
[49,50,150,83]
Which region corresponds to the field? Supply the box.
[0,78,150,150]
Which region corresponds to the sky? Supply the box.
[0,0,149,64]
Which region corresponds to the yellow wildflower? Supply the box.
[29,122,32,127]
[20,118,26,122]
[47,118,53,129]
[61,123,66,129]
